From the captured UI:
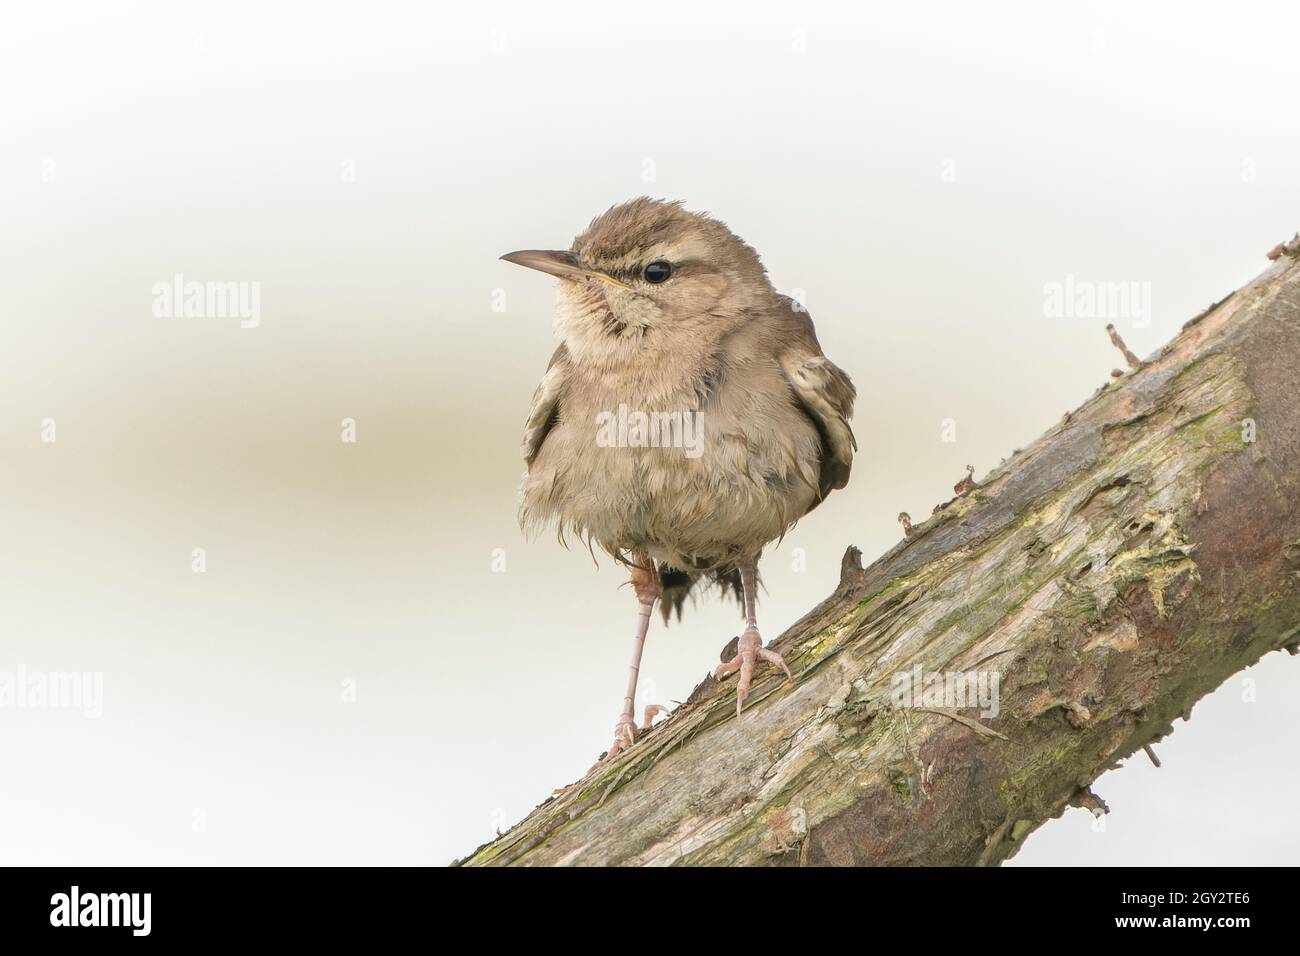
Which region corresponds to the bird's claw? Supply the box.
[609,714,637,758]
[641,703,667,731]
[714,627,791,716]
[604,704,669,761]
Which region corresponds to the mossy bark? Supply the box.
[459,256,1300,867]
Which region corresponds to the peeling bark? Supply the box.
[459,254,1300,867]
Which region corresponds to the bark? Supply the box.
[459,253,1300,867]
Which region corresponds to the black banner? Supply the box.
[0,866,1281,942]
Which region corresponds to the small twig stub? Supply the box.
[1106,323,1142,369]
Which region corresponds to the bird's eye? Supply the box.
[642,261,672,284]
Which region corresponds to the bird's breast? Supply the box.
[521,360,823,569]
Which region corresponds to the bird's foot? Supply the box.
[604,704,668,761]
[610,714,637,758]
[714,626,792,716]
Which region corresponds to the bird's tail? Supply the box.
[657,566,748,625]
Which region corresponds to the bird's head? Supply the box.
[502,198,774,357]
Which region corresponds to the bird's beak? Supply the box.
[500,249,632,290]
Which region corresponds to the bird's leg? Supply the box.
[714,557,792,716]
[607,551,661,759]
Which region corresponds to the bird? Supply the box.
[502,198,856,760]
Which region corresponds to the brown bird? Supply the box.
[503,198,856,759]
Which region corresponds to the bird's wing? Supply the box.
[521,343,569,466]
[773,297,857,499]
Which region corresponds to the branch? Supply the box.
[459,247,1300,867]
